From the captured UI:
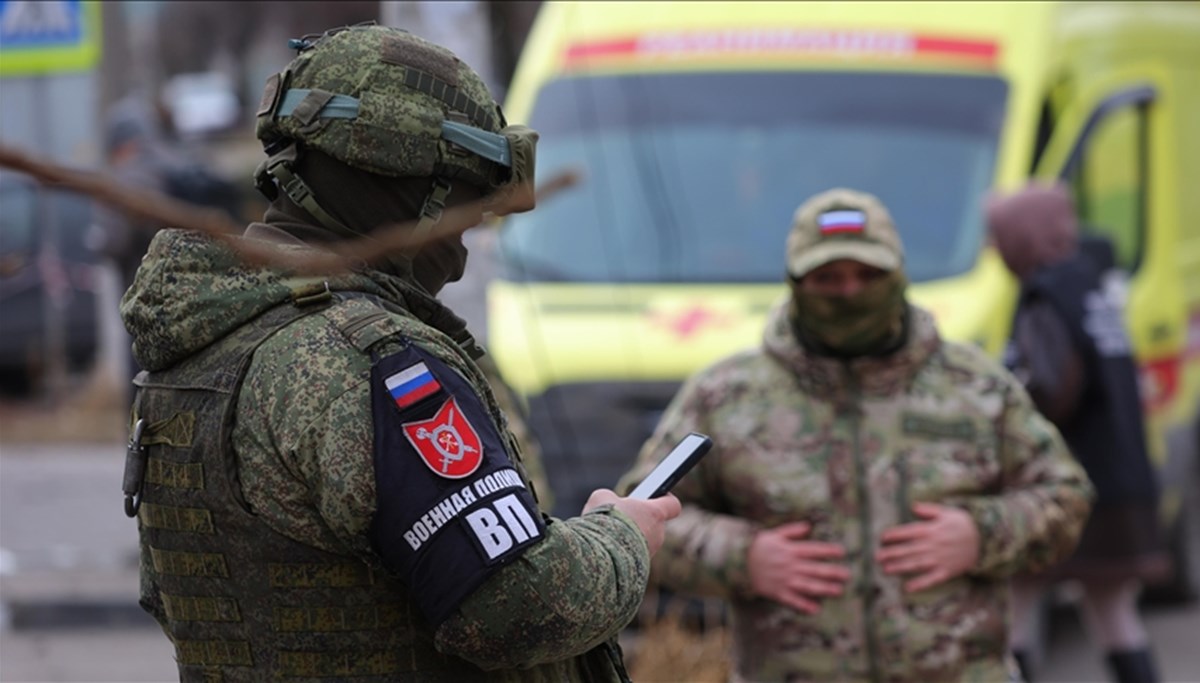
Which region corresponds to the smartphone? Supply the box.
[628,432,713,500]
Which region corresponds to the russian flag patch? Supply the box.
[385,362,442,409]
[818,210,866,234]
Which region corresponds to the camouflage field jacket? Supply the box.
[123,229,650,681]
[621,301,1093,683]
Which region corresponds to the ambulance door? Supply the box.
[1035,69,1184,431]
[1034,67,1198,601]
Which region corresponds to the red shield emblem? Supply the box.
[402,398,484,479]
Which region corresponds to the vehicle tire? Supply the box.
[1143,437,1200,605]
[0,365,36,398]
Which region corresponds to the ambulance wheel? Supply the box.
[1145,447,1200,604]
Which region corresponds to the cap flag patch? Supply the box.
[402,398,484,478]
[818,210,866,234]
[385,362,441,409]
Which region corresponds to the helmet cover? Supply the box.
[256,25,508,190]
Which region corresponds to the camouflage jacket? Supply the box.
[620,301,1093,683]
[122,229,649,681]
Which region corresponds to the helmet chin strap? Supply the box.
[256,141,457,262]
[255,141,361,239]
[406,178,452,257]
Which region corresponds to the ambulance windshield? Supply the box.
[499,70,1007,284]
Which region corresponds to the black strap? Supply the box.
[402,68,495,131]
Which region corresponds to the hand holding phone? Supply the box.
[628,432,713,500]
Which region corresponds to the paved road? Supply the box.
[4,442,1199,682]
[5,607,1197,683]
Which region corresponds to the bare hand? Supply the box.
[583,489,682,557]
[748,522,849,615]
[877,502,980,593]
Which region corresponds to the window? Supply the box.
[1060,87,1153,273]
[499,71,1008,284]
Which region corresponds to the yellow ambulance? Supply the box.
[487,1,1200,599]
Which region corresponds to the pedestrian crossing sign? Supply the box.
[0,0,101,76]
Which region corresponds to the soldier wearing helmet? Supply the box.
[620,188,1092,682]
[120,24,678,681]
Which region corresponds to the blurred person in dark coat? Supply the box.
[95,92,240,387]
[989,183,1168,683]
[96,94,174,295]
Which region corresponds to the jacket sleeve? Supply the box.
[434,508,650,669]
[1012,298,1086,425]
[263,365,652,671]
[960,376,1094,578]
[616,374,759,600]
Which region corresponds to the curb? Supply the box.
[3,599,158,630]
[0,567,152,631]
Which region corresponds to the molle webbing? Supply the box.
[149,548,229,578]
[267,561,374,588]
[375,31,496,132]
[161,594,242,622]
[139,503,214,533]
[277,650,407,678]
[379,31,460,87]
[176,639,254,667]
[274,604,404,632]
[401,68,495,131]
[139,412,196,447]
[132,298,433,681]
[144,457,204,489]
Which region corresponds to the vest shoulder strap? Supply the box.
[323,293,419,354]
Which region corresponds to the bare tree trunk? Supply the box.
[98,2,134,113]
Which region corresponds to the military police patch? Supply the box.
[368,344,546,626]
[401,398,483,478]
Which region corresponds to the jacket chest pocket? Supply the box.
[723,447,834,530]
[893,412,1000,517]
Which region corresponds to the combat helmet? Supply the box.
[253,23,537,239]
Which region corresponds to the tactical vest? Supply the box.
[124,294,504,682]
[1021,250,1158,505]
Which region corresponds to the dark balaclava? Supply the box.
[268,147,477,296]
[784,188,910,358]
[789,269,909,358]
[255,149,488,359]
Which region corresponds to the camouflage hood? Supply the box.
[761,297,942,397]
[121,228,420,372]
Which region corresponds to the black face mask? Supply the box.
[281,149,479,294]
[411,236,469,295]
[788,269,909,357]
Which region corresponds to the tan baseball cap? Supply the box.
[786,188,904,278]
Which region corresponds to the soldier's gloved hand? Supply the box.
[876,502,981,592]
[747,522,850,615]
[583,489,681,557]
